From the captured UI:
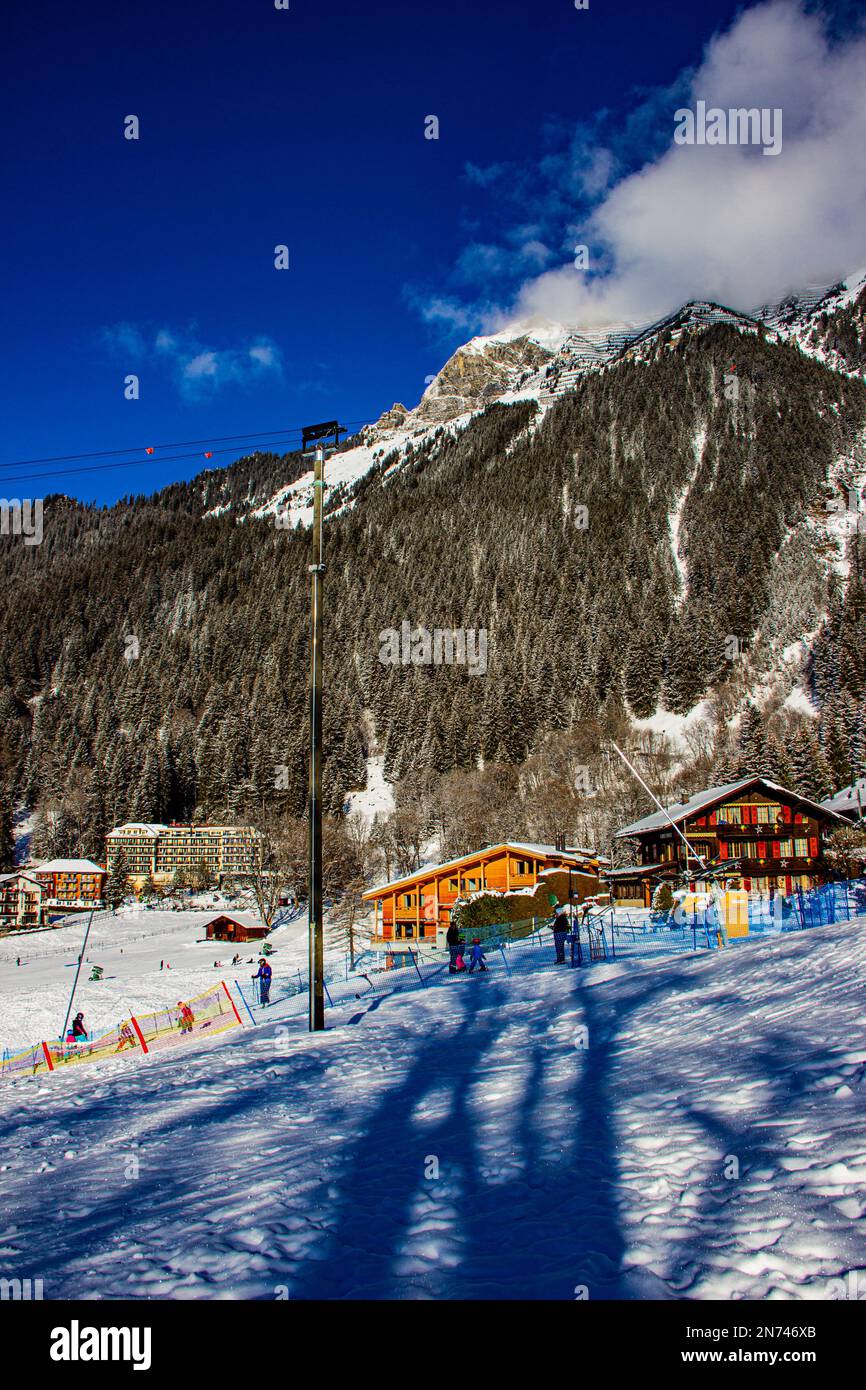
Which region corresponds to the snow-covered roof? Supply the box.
[0,870,42,886]
[107,823,166,837]
[603,862,663,878]
[616,777,843,838]
[203,912,267,930]
[506,841,609,863]
[363,841,607,899]
[821,777,866,818]
[34,859,106,874]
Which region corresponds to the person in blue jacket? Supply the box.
[253,957,273,1005]
[468,939,487,973]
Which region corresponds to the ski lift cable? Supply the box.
[610,740,710,876]
[0,420,376,488]
[0,418,375,472]
[0,440,324,487]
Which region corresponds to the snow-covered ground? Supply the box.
[344,753,395,824]
[0,906,350,1052]
[0,917,865,1299]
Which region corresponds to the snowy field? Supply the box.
[0,907,353,1052]
[0,917,864,1299]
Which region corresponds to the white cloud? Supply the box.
[183,351,220,381]
[496,0,866,330]
[100,325,283,397]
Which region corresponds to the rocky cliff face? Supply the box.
[412,333,557,423]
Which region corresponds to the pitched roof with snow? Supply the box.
[202,911,265,928]
[362,841,608,899]
[603,862,664,878]
[821,777,866,818]
[616,777,843,838]
[34,859,106,874]
[106,823,166,837]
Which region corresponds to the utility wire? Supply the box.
[1,418,374,471]
[0,418,375,488]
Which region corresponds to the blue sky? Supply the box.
[2,0,863,505]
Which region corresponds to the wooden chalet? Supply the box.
[362,841,607,946]
[607,776,845,907]
[203,912,269,944]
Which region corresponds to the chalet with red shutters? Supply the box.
[607,777,844,907]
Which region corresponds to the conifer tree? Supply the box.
[105,850,132,911]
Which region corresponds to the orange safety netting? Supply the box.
[0,1041,52,1081]
[0,983,243,1083]
[134,983,243,1053]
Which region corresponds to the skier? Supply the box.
[467,938,487,973]
[177,1001,195,1034]
[552,907,570,964]
[71,1012,87,1041]
[454,947,467,972]
[446,921,462,973]
[253,957,272,1005]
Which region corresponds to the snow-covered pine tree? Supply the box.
[105,849,132,911]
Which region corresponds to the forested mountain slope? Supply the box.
[1,322,865,863]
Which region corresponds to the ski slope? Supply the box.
[0,918,865,1299]
[0,906,340,1052]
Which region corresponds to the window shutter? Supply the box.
[757,840,767,858]
[771,842,781,859]
[719,841,728,860]
[809,837,819,858]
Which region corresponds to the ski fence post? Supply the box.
[841,879,851,922]
[498,943,511,975]
[221,981,244,1027]
[795,885,807,930]
[234,980,258,1026]
[408,947,426,987]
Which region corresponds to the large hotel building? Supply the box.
[106,823,262,887]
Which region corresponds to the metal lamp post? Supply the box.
[302,420,344,1032]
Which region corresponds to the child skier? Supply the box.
[177,1001,195,1034]
[468,939,487,973]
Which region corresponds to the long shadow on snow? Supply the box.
[290,962,698,1299]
